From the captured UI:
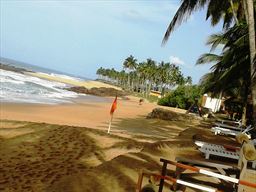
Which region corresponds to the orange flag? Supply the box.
[108,96,117,134]
[110,96,117,115]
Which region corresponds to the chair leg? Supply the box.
[136,170,144,192]
[252,161,256,169]
[205,153,210,159]
[238,151,248,192]
[158,162,167,192]
[173,166,186,191]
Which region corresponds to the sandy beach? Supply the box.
[0,71,255,192]
[1,96,156,131]
[0,95,190,141]
[25,71,121,90]
[1,93,256,192]
[0,65,255,192]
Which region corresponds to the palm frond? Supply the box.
[206,33,228,51]
[206,0,230,26]
[223,11,235,29]
[196,53,221,65]
[162,0,207,45]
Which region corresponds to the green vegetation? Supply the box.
[96,1,256,125]
[96,56,192,99]
[197,23,251,123]
[133,92,159,103]
[163,0,256,125]
[158,85,203,110]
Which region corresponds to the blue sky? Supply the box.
[1,0,222,83]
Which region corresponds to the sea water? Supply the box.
[0,69,80,104]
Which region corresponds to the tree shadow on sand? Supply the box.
[1,118,227,192]
[50,151,163,192]
[98,115,200,141]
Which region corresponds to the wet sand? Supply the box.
[25,71,121,89]
[0,96,159,131]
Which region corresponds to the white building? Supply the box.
[201,94,223,113]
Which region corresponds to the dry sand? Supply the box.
[0,96,255,191]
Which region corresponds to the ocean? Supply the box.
[0,58,88,104]
[0,57,89,80]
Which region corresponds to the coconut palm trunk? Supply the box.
[127,75,130,90]
[244,0,256,124]
[241,77,250,126]
[229,0,239,24]
[147,81,152,98]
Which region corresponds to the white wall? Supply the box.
[204,96,222,112]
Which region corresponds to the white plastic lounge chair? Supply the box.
[215,119,241,127]
[214,123,243,131]
[211,125,253,138]
[214,119,243,131]
[195,140,256,169]
[159,158,256,192]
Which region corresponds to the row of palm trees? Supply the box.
[96,56,192,97]
[162,0,256,125]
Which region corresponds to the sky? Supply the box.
[0,0,223,83]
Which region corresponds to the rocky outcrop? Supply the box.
[66,86,127,97]
[0,64,31,73]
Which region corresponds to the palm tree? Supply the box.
[144,58,157,97]
[244,0,256,121]
[96,57,191,99]
[123,55,138,90]
[197,23,250,124]
[96,67,104,80]
[162,0,245,45]
[186,76,193,85]
[163,0,255,124]
[118,70,127,88]
[136,62,148,95]
[157,61,168,95]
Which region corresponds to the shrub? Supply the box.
[158,85,202,109]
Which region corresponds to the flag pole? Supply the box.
[107,114,113,134]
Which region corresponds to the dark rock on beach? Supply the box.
[0,63,31,73]
[66,86,128,97]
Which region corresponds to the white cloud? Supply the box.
[170,55,185,65]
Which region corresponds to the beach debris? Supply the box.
[147,108,199,121]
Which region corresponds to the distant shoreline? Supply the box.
[0,62,121,90]
[0,63,31,73]
[1,63,125,105]
[26,71,122,90]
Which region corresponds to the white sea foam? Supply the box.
[37,72,84,82]
[49,73,84,82]
[0,69,80,104]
